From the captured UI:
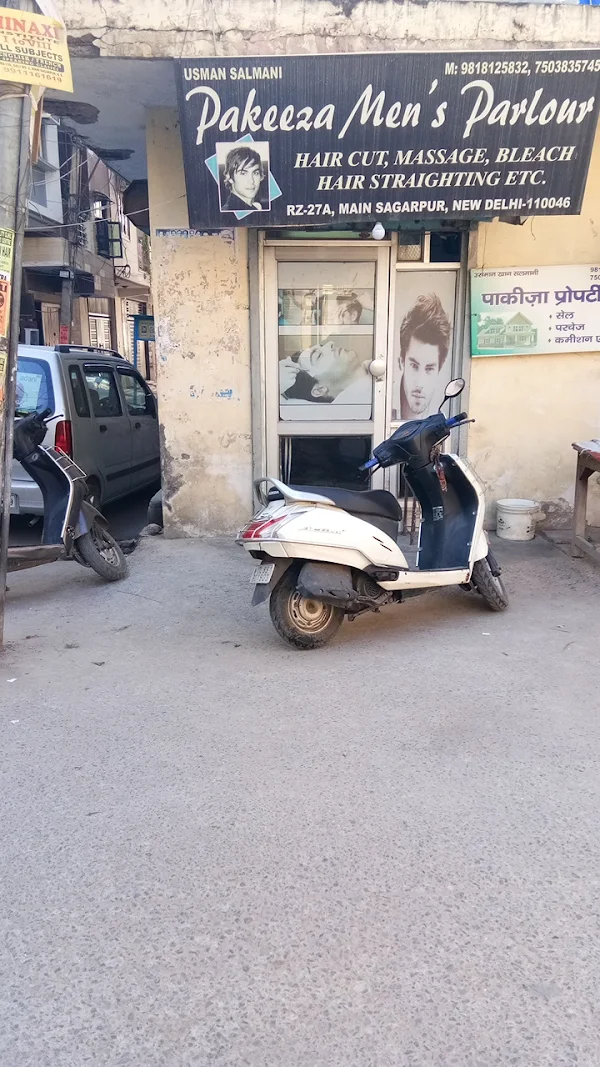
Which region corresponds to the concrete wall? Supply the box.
[470,131,600,526]
[62,0,600,58]
[146,109,252,536]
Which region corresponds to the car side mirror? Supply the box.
[145,393,157,417]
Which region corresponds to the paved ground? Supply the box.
[1,534,600,1067]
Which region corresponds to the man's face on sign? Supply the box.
[297,341,360,396]
[231,161,261,204]
[401,337,441,415]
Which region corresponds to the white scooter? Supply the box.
[237,378,507,649]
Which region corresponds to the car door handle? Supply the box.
[99,424,107,433]
[134,422,141,429]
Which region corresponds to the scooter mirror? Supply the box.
[444,377,463,399]
[439,377,466,409]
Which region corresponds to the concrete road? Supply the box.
[1,535,600,1067]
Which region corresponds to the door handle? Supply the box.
[99,424,107,433]
[368,358,386,380]
[134,422,141,429]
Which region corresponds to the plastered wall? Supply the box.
[469,129,600,526]
[147,109,252,535]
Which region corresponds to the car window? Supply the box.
[69,365,90,417]
[119,370,149,416]
[16,356,54,415]
[84,367,122,417]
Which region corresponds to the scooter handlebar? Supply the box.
[445,411,471,429]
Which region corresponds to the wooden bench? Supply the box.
[572,441,600,564]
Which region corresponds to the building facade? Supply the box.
[21,115,154,378]
[50,0,600,533]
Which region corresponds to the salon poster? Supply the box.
[471,264,600,356]
[278,261,375,422]
[175,50,600,227]
[391,271,457,421]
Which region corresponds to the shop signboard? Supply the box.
[175,50,600,229]
[133,315,155,343]
[0,5,73,92]
[470,264,600,355]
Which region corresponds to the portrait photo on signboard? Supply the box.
[391,272,457,422]
[216,141,271,214]
[277,263,375,422]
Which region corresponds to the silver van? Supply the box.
[11,344,160,515]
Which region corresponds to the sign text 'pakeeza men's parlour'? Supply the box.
[175,51,600,228]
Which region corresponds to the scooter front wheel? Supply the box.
[76,523,129,582]
[471,557,508,611]
[270,568,343,649]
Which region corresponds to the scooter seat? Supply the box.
[293,486,402,522]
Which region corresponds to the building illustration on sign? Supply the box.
[476,312,537,350]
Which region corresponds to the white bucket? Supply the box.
[496,498,539,541]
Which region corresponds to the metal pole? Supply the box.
[0,0,34,645]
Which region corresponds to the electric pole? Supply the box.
[0,0,34,645]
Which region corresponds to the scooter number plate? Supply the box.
[250,563,275,585]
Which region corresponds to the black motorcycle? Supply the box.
[7,408,128,581]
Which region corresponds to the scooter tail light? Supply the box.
[240,515,289,540]
[54,420,73,457]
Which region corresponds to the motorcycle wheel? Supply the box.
[269,568,343,650]
[76,523,129,582]
[471,557,508,612]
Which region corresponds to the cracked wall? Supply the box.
[147,110,252,536]
[63,0,600,59]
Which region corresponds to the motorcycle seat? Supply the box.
[293,485,402,522]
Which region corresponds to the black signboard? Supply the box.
[175,50,600,228]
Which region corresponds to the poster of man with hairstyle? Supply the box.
[392,275,456,422]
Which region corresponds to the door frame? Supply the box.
[261,238,393,489]
[253,230,471,500]
[384,231,469,496]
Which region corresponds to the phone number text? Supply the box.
[451,57,600,77]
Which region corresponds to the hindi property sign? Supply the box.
[175,50,600,228]
[471,265,600,356]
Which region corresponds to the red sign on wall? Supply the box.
[59,324,69,344]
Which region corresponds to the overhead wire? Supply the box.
[0,191,187,232]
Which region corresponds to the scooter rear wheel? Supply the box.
[270,568,343,649]
[76,523,129,582]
